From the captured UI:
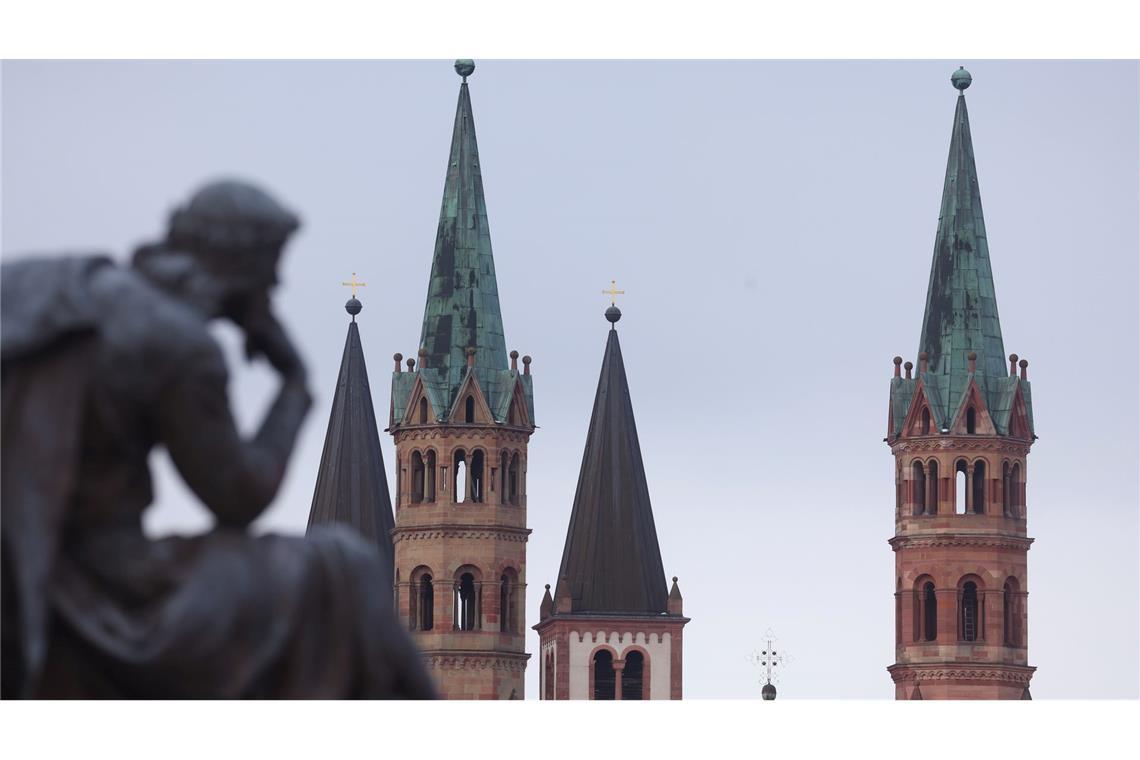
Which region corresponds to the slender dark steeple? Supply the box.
[308,291,395,567]
[556,305,669,614]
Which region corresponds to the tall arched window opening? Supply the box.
[1010,463,1022,518]
[622,651,645,700]
[544,651,555,700]
[966,407,977,434]
[455,572,477,631]
[411,451,425,504]
[453,450,467,503]
[465,395,475,423]
[418,397,428,424]
[508,453,520,505]
[912,462,926,516]
[425,450,437,502]
[592,650,615,700]
[1002,462,1011,516]
[470,450,485,503]
[955,460,968,514]
[960,581,979,642]
[972,460,986,514]
[921,407,930,435]
[922,582,937,642]
[416,574,434,631]
[1003,581,1013,646]
[926,460,939,514]
[499,571,518,633]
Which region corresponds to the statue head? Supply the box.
[163,179,301,305]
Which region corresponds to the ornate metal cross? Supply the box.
[342,272,366,298]
[747,628,790,692]
[602,279,625,306]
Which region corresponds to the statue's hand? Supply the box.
[238,294,307,385]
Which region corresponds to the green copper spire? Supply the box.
[916,68,1008,425]
[417,60,510,411]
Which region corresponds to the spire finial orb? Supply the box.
[345,297,362,317]
[951,66,972,92]
[605,306,622,324]
[455,59,475,81]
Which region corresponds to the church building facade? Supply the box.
[886,68,1037,700]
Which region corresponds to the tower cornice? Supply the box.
[889,435,1032,457]
[889,533,1034,552]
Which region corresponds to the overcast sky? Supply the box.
[2,60,1137,699]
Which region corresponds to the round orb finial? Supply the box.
[345,297,362,316]
[605,305,622,324]
[951,66,972,91]
[454,59,475,79]
[762,683,777,701]
[672,576,678,583]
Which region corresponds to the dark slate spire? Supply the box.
[417,60,509,413]
[308,296,395,567]
[555,308,669,614]
[915,68,1022,430]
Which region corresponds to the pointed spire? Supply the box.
[539,584,554,621]
[308,296,395,567]
[417,60,509,413]
[554,309,669,614]
[667,576,684,615]
[917,67,1009,422]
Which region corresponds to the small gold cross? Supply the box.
[342,272,366,298]
[602,279,625,306]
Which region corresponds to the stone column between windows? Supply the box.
[612,659,625,701]
[965,463,974,513]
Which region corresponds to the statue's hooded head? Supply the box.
[165,179,301,297]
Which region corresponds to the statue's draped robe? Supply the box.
[1,255,434,698]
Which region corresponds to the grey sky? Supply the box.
[2,60,1136,699]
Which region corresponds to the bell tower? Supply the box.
[886,68,1036,700]
[389,60,536,699]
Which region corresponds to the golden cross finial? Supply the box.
[342,272,366,299]
[602,279,625,306]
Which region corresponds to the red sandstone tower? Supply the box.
[534,303,688,700]
[388,60,536,699]
[886,68,1036,700]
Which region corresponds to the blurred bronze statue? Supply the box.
[1,180,435,699]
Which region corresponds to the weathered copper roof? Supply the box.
[308,304,395,566]
[892,70,1034,437]
[554,314,669,615]
[392,64,534,425]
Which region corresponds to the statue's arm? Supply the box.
[156,345,311,527]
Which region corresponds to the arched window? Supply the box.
[425,450,437,502]
[1002,461,1011,516]
[419,397,428,424]
[911,462,925,516]
[455,572,478,631]
[470,450,485,503]
[414,573,434,631]
[454,449,467,503]
[592,650,615,700]
[921,581,937,642]
[544,651,555,700]
[411,451,425,504]
[508,453,520,506]
[966,407,977,434]
[926,460,939,514]
[500,451,510,504]
[1003,580,1014,646]
[972,460,986,514]
[960,581,979,642]
[1010,463,1022,518]
[465,395,475,423]
[920,407,930,435]
[955,460,968,514]
[622,651,645,700]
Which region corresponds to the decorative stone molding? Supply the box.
[888,664,1036,686]
[392,525,532,543]
[890,534,1034,552]
[395,427,532,445]
[424,653,530,672]
[890,437,1031,457]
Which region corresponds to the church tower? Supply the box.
[388,60,536,699]
[308,287,395,574]
[534,303,688,700]
[886,68,1036,700]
